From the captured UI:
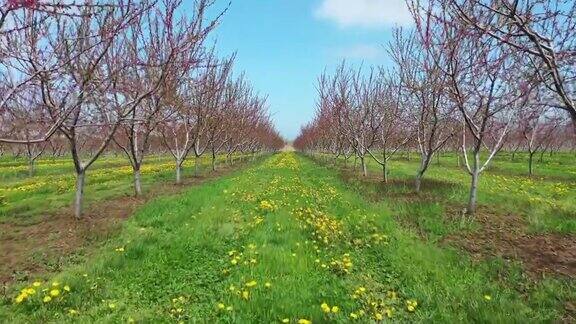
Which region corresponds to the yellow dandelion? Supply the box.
[64,285,71,292]
[281,319,290,323]
[350,313,358,319]
[217,303,225,310]
[331,306,339,313]
[265,282,272,288]
[484,295,492,301]
[242,290,249,300]
[32,281,42,287]
[15,294,26,304]
[43,296,52,303]
[245,280,257,288]
[50,289,60,297]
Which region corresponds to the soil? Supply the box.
[0,162,251,289]
[442,207,576,278]
[327,158,576,279]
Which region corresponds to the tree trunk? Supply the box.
[360,156,367,177]
[538,150,545,163]
[211,150,216,171]
[415,172,423,193]
[133,168,142,196]
[382,162,388,183]
[28,159,35,177]
[528,152,535,176]
[194,156,200,177]
[176,160,182,184]
[74,171,86,219]
[466,170,479,216]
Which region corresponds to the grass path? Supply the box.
[1,153,572,323]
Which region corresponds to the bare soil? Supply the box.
[443,207,576,278]
[330,159,576,279]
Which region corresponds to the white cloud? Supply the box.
[336,44,384,60]
[315,0,412,28]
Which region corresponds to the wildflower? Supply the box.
[245,280,257,288]
[64,285,71,292]
[217,303,225,310]
[43,296,52,303]
[50,289,60,297]
[320,302,331,313]
[52,281,60,287]
[15,294,26,304]
[350,313,358,319]
[297,319,311,324]
[406,300,418,312]
[281,319,290,323]
[226,306,233,311]
[331,306,339,313]
[115,247,125,252]
[68,309,79,315]
[384,308,393,318]
[242,290,249,300]
[265,282,272,288]
[231,259,238,265]
[484,295,492,301]
[375,313,383,320]
[32,281,42,287]
[25,288,36,295]
[109,303,117,309]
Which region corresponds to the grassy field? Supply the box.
[1,152,573,322]
[0,154,247,222]
[317,151,576,235]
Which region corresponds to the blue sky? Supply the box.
[204,0,412,140]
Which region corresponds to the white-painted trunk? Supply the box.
[134,169,142,196]
[467,170,480,216]
[74,171,86,219]
[176,161,182,184]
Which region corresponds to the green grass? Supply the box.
[0,154,250,222]
[317,151,576,235]
[1,152,573,322]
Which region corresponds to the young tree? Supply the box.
[112,0,222,196]
[389,24,455,192]
[448,0,576,132]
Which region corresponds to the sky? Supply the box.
[202,0,413,140]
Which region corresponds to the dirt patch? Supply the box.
[325,158,576,278]
[0,162,251,288]
[442,208,576,278]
